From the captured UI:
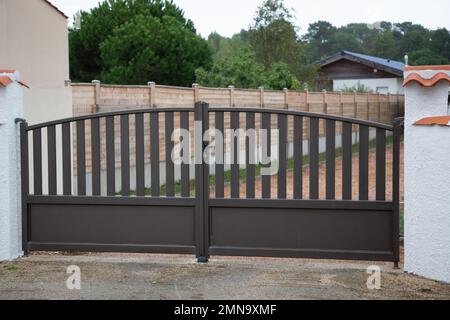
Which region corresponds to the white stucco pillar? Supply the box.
[0,70,24,261]
[403,66,450,283]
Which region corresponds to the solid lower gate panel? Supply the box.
[208,200,395,262]
[26,197,197,254]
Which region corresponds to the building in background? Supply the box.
[0,0,71,125]
[317,51,405,94]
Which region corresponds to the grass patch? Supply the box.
[3,265,18,272]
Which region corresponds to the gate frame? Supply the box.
[20,102,403,267]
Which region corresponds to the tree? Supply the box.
[266,63,301,90]
[100,15,211,86]
[208,30,249,61]
[195,49,267,88]
[249,0,302,69]
[430,28,450,61]
[409,49,449,66]
[69,0,211,85]
[195,49,301,90]
[304,21,337,61]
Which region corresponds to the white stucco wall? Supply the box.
[0,71,24,261]
[403,68,450,284]
[333,78,404,94]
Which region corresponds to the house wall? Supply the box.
[318,59,399,80]
[0,0,72,125]
[333,78,404,94]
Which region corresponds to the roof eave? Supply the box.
[319,52,403,77]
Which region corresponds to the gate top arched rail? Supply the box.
[209,107,394,131]
[25,106,394,131]
[25,107,195,131]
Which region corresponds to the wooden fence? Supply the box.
[71,82,404,176]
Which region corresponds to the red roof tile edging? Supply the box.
[403,72,450,87]
[415,116,450,127]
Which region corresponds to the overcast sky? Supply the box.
[51,0,450,37]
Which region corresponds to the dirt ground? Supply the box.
[221,144,404,202]
[0,253,449,300]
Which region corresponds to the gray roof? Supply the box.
[319,51,405,77]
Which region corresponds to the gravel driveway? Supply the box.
[1,253,449,300]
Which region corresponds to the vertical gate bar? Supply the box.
[62,122,71,195]
[20,122,29,253]
[342,122,353,200]
[376,128,386,201]
[359,125,369,200]
[33,129,42,195]
[392,119,402,267]
[202,103,210,260]
[293,116,303,199]
[180,111,190,197]
[106,116,115,196]
[231,111,240,199]
[309,118,319,200]
[150,112,160,197]
[47,125,57,195]
[135,114,145,197]
[195,102,208,261]
[76,120,86,196]
[261,113,271,199]
[120,114,130,196]
[326,120,336,200]
[165,112,175,197]
[246,112,256,199]
[91,118,101,196]
[215,112,225,198]
[278,114,287,199]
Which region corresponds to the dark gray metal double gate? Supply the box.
[20,102,403,266]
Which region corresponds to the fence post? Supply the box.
[305,89,310,112]
[0,70,25,261]
[193,83,199,104]
[92,80,101,113]
[148,81,156,108]
[195,101,209,262]
[283,88,289,109]
[322,89,327,114]
[259,87,265,108]
[228,85,235,107]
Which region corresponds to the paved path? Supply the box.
[1,254,449,300]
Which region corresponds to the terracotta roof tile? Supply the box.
[0,76,13,87]
[0,76,30,89]
[415,116,450,127]
[403,72,450,87]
